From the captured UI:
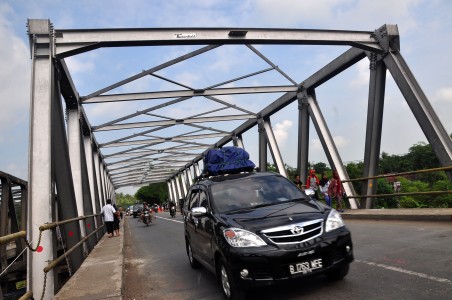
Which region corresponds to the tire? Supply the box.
[217,257,246,300]
[145,217,149,226]
[186,241,200,269]
[326,263,350,280]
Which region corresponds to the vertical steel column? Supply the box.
[175,175,182,202]
[78,132,96,250]
[99,162,107,203]
[362,54,386,208]
[258,120,268,171]
[306,93,358,209]
[297,93,310,182]
[180,171,188,197]
[52,80,84,272]
[27,19,55,299]
[167,181,173,202]
[84,136,98,213]
[187,167,194,186]
[171,179,178,202]
[261,118,288,178]
[93,152,104,209]
[195,163,201,178]
[233,134,245,148]
[67,108,88,252]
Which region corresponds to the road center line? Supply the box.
[356,260,452,285]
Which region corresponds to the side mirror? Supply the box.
[304,188,315,197]
[191,206,207,218]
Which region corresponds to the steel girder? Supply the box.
[26,20,452,298]
[27,19,451,202]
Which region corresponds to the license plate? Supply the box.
[289,258,323,275]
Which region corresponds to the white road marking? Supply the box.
[155,215,184,224]
[356,260,452,285]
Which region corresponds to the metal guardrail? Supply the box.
[1,214,104,300]
[341,166,452,201]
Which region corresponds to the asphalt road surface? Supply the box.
[124,211,452,300]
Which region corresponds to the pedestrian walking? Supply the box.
[100,199,116,238]
[319,172,331,206]
[113,203,121,237]
[306,169,320,199]
[328,170,344,212]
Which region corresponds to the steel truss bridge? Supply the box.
[1,20,451,299]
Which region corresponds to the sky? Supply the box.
[0,0,451,195]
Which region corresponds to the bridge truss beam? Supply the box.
[26,20,451,299]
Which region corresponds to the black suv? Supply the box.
[132,204,143,218]
[183,171,353,299]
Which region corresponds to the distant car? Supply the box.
[132,204,143,218]
[183,171,353,299]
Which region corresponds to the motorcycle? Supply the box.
[170,206,176,218]
[143,210,151,226]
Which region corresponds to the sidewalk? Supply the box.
[54,220,125,300]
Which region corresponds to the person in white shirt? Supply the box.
[100,199,117,238]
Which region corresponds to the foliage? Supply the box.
[406,142,440,171]
[345,162,363,195]
[397,177,430,208]
[312,162,329,175]
[135,182,168,205]
[374,178,399,208]
[115,192,137,209]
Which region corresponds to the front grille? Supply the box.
[261,219,323,245]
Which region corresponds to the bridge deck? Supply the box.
[52,208,451,299]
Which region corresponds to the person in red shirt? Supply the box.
[306,169,320,199]
[328,170,344,212]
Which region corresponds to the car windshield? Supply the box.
[210,174,306,213]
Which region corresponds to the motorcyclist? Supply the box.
[169,202,176,217]
[140,202,150,222]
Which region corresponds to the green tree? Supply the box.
[407,142,440,171]
[345,162,363,195]
[313,162,329,175]
[135,182,168,205]
[397,177,430,208]
[115,192,137,209]
[374,178,397,208]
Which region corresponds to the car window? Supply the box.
[187,189,200,211]
[199,190,209,210]
[210,175,306,212]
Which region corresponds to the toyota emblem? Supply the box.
[291,226,304,235]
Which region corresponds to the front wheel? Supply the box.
[186,241,200,269]
[217,257,246,300]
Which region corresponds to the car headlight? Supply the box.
[223,228,267,247]
[325,209,345,232]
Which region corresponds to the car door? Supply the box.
[196,188,215,266]
[185,188,201,252]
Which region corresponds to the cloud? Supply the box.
[0,4,30,128]
[312,136,349,150]
[273,119,293,144]
[349,59,370,87]
[433,87,452,104]
[252,0,423,31]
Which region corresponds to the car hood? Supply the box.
[218,200,329,232]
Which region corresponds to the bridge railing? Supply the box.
[341,166,452,208]
[1,214,105,300]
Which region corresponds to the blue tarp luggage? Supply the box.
[203,146,255,176]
